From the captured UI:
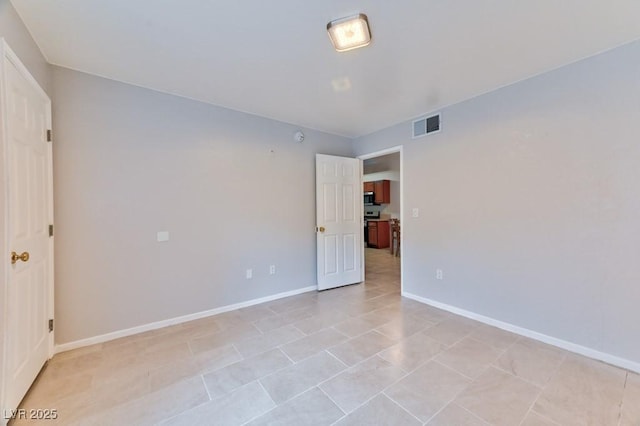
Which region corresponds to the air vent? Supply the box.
[412,113,441,138]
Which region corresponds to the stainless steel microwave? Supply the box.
[364,192,376,205]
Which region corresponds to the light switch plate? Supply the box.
[412,208,419,218]
[157,231,170,242]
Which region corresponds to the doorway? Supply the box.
[358,146,403,293]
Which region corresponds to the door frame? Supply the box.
[0,38,54,419]
[357,145,403,294]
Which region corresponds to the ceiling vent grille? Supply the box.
[412,113,441,138]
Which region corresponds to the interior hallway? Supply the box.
[11,248,640,425]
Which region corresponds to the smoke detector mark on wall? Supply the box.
[412,113,441,138]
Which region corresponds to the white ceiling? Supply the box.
[11,0,640,138]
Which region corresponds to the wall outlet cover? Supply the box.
[157,231,170,242]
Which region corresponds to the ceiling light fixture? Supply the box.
[327,14,371,52]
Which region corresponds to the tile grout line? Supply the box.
[457,403,493,425]
[316,386,348,424]
[616,371,628,426]
[200,374,212,401]
[516,382,545,426]
[491,363,549,390]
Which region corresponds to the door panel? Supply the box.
[3,45,52,415]
[316,154,362,290]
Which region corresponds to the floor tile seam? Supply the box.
[235,381,280,426]
[382,350,443,377]
[324,349,351,369]
[615,372,629,426]
[236,334,309,359]
[325,346,397,374]
[258,363,346,411]
[386,380,458,426]
[148,398,211,425]
[377,391,428,426]
[192,344,243,377]
[202,348,295,391]
[419,380,493,426]
[289,321,349,337]
[489,363,546,390]
[525,408,563,426]
[263,302,319,319]
[456,403,493,425]
[187,329,264,355]
[289,323,307,336]
[431,358,481,382]
[316,386,348,421]
[423,329,474,348]
[534,349,570,394]
[314,357,364,390]
[286,324,358,349]
[314,353,407,407]
[278,348,297,365]
[200,375,212,402]
[465,335,511,354]
[373,324,432,341]
[499,335,521,354]
[338,327,399,346]
[101,373,210,424]
[257,379,278,408]
[264,305,281,316]
[515,379,547,426]
[519,373,555,426]
[331,386,424,425]
[243,320,393,364]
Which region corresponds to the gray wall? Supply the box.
[354,40,640,364]
[51,66,353,344]
[0,0,51,411]
[0,0,51,95]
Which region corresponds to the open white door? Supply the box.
[1,40,53,418]
[316,154,363,290]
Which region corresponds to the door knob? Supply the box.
[317,226,325,233]
[10,251,29,265]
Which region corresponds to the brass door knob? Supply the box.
[318,226,325,233]
[10,251,29,265]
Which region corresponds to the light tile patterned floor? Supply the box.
[11,248,640,425]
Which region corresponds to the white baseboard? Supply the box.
[402,291,640,374]
[55,285,317,355]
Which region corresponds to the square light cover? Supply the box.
[327,14,371,52]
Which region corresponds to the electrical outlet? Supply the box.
[156,231,169,242]
[269,265,276,275]
[412,208,419,218]
[246,269,253,279]
[436,269,443,280]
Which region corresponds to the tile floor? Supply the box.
[11,248,640,425]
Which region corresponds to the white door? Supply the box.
[316,154,363,290]
[1,40,53,415]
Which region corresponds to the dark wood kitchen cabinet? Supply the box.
[374,180,390,204]
[367,220,390,249]
[363,182,374,193]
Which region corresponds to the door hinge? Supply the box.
[49,224,54,237]
[48,319,54,333]
[46,129,52,142]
